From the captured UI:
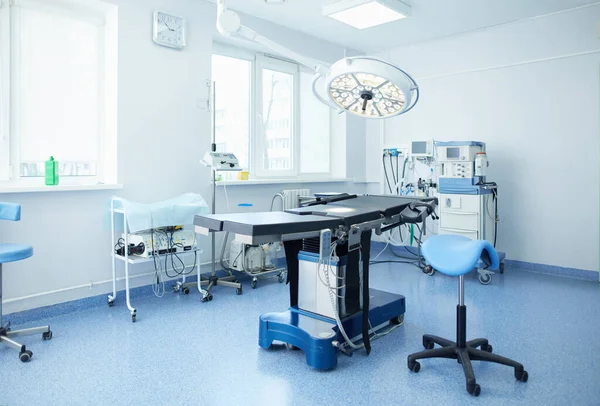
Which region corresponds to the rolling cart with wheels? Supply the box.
[109,197,206,322]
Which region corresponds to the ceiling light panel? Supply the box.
[323,0,411,29]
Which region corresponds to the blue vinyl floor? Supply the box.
[1,248,600,406]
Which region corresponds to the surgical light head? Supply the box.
[325,56,418,119]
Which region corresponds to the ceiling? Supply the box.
[210,0,598,53]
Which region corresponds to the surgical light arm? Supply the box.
[216,0,340,111]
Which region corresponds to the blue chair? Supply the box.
[407,234,528,397]
[0,202,52,362]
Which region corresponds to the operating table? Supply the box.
[194,194,437,370]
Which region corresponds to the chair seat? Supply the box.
[0,243,33,263]
[422,235,499,277]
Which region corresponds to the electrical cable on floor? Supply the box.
[371,242,390,261]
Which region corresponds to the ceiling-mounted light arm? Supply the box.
[216,0,343,111]
[217,0,327,75]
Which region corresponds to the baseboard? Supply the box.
[370,241,599,282]
[3,257,289,325]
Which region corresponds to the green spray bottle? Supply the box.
[45,156,59,186]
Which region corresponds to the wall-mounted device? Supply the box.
[410,140,434,157]
[203,152,241,171]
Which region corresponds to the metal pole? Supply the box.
[211,81,217,277]
[458,275,464,306]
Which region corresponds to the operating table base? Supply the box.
[258,289,405,370]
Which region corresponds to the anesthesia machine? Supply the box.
[433,141,504,284]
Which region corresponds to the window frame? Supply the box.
[212,42,335,181]
[254,54,299,178]
[0,0,116,185]
[298,66,334,179]
[212,43,255,174]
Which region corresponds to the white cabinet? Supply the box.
[439,193,493,244]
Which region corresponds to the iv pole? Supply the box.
[182,81,243,301]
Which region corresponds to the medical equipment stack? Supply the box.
[434,141,505,284]
[109,196,206,322]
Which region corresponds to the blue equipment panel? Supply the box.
[439,178,493,195]
[258,289,405,370]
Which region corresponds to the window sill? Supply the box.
[215,178,351,186]
[0,183,123,194]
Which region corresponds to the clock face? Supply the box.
[153,11,186,49]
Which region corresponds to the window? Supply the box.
[212,54,251,172]
[0,0,118,184]
[212,44,333,180]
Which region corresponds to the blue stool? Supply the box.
[407,234,528,397]
[0,202,52,362]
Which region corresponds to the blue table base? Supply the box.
[258,289,405,370]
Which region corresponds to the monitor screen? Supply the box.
[412,141,427,154]
[447,147,460,159]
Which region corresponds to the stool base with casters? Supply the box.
[408,235,528,396]
[408,274,528,396]
[0,264,52,362]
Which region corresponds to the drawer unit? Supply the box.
[439,227,478,240]
[440,211,479,232]
[440,194,479,214]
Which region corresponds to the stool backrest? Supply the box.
[0,202,21,222]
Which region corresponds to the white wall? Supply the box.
[0,0,367,313]
[366,4,600,271]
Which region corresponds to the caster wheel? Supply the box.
[423,265,436,276]
[499,262,505,274]
[515,369,528,382]
[408,360,420,373]
[19,350,33,363]
[478,273,492,285]
[286,343,299,350]
[107,298,114,307]
[482,344,493,353]
[468,384,481,397]
[183,287,190,295]
[236,287,243,295]
[278,274,284,283]
[207,294,213,301]
[390,314,404,325]
[42,331,53,341]
[251,279,257,289]
[423,338,434,350]
[131,315,136,323]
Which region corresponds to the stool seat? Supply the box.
[421,234,499,276]
[0,243,33,263]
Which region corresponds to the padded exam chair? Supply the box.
[0,202,52,362]
[407,234,528,397]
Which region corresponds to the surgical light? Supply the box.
[323,0,411,30]
[216,0,419,119]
